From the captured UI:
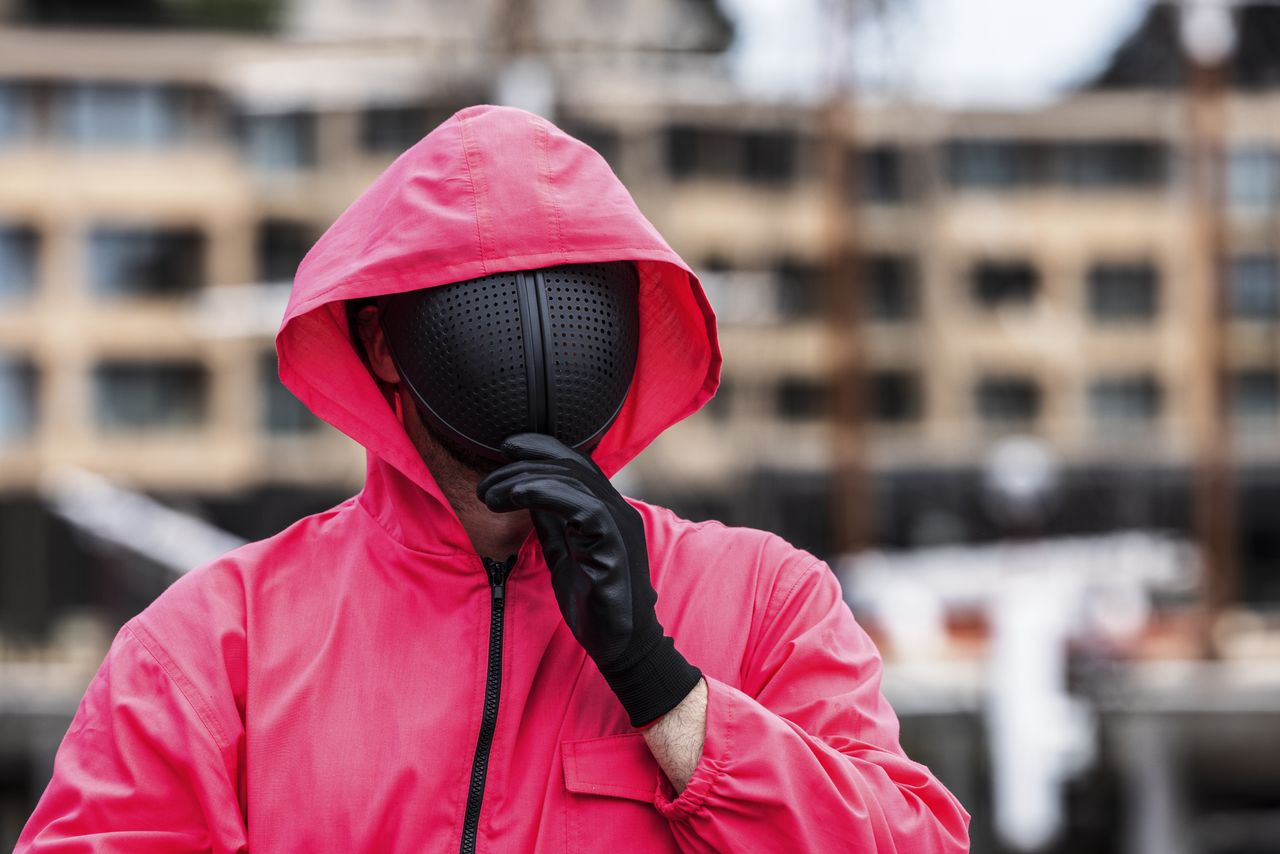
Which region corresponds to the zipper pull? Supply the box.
[483,556,514,602]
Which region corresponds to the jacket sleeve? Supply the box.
[16,622,248,853]
[654,555,970,852]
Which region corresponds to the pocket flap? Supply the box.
[561,732,660,802]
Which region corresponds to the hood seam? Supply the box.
[457,112,492,274]
[532,114,569,264]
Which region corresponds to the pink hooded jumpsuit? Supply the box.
[18,106,969,852]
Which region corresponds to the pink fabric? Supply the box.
[18,106,968,852]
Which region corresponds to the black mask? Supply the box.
[378,261,640,462]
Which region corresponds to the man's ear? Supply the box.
[355,305,401,384]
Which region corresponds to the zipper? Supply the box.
[459,554,514,854]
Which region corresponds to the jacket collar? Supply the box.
[357,451,542,573]
[358,452,477,558]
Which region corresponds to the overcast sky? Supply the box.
[721,0,1152,107]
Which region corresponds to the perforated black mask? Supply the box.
[377,261,640,462]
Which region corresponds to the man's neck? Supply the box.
[398,391,532,561]
[440,470,532,562]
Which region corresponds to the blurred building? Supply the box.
[5,0,1277,597]
[4,0,1280,850]
[0,0,741,626]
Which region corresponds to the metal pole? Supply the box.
[823,97,870,556]
[1186,32,1236,655]
[820,0,875,557]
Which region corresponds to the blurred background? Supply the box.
[1,0,1279,850]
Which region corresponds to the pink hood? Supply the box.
[278,105,720,518]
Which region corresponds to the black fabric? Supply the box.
[378,262,639,461]
[478,433,702,727]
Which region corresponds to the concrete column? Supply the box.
[1119,715,1192,854]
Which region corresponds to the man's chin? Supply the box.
[420,415,505,478]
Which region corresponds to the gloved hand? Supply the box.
[477,433,702,727]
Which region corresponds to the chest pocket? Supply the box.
[561,733,678,853]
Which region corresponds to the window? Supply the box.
[972,261,1038,308]
[857,146,905,203]
[702,254,732,274]
[702,377,733,421]
[93,360,208,433]
[59,83,189,147]
[1054,141,1167,188]
[360,105,428,154]
[742,130,797,183]
[699,266,777,324]
[16,1,167,26]
[88,226,205,299]
[864,255,917,321]
[0,356,36,441]
[256,220,314,284]
[976,376,1040,424]
[1089,375,1162,422]
[870,371,921,422]
[664,124,700,179]
[0,225,38,301]
[776,377,827,421]
[947,138,1167,190]
[665,124,739,180]
[1230,369,1279,418]
[664,124,799,185]
[239,112,315,173]
[259,350,319,434]
[0,82,36,144]
[1228,147,1280,210]
[774,257,823,319]
[1228,255,1280,319]
[946,140,1040,189]
[1088,262,1158,321]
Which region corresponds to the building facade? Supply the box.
[1,3,1279,579]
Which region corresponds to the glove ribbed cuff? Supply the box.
[601,635,703,728]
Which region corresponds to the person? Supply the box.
[17,105,969,852]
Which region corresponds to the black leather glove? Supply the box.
[477,433,702,727]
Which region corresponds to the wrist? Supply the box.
[600,635,702,728]
[641,678,708,793]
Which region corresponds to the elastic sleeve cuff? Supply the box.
[604,635,702,727]
[653,675,736,821]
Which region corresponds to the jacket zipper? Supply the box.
[459,555,514,854]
